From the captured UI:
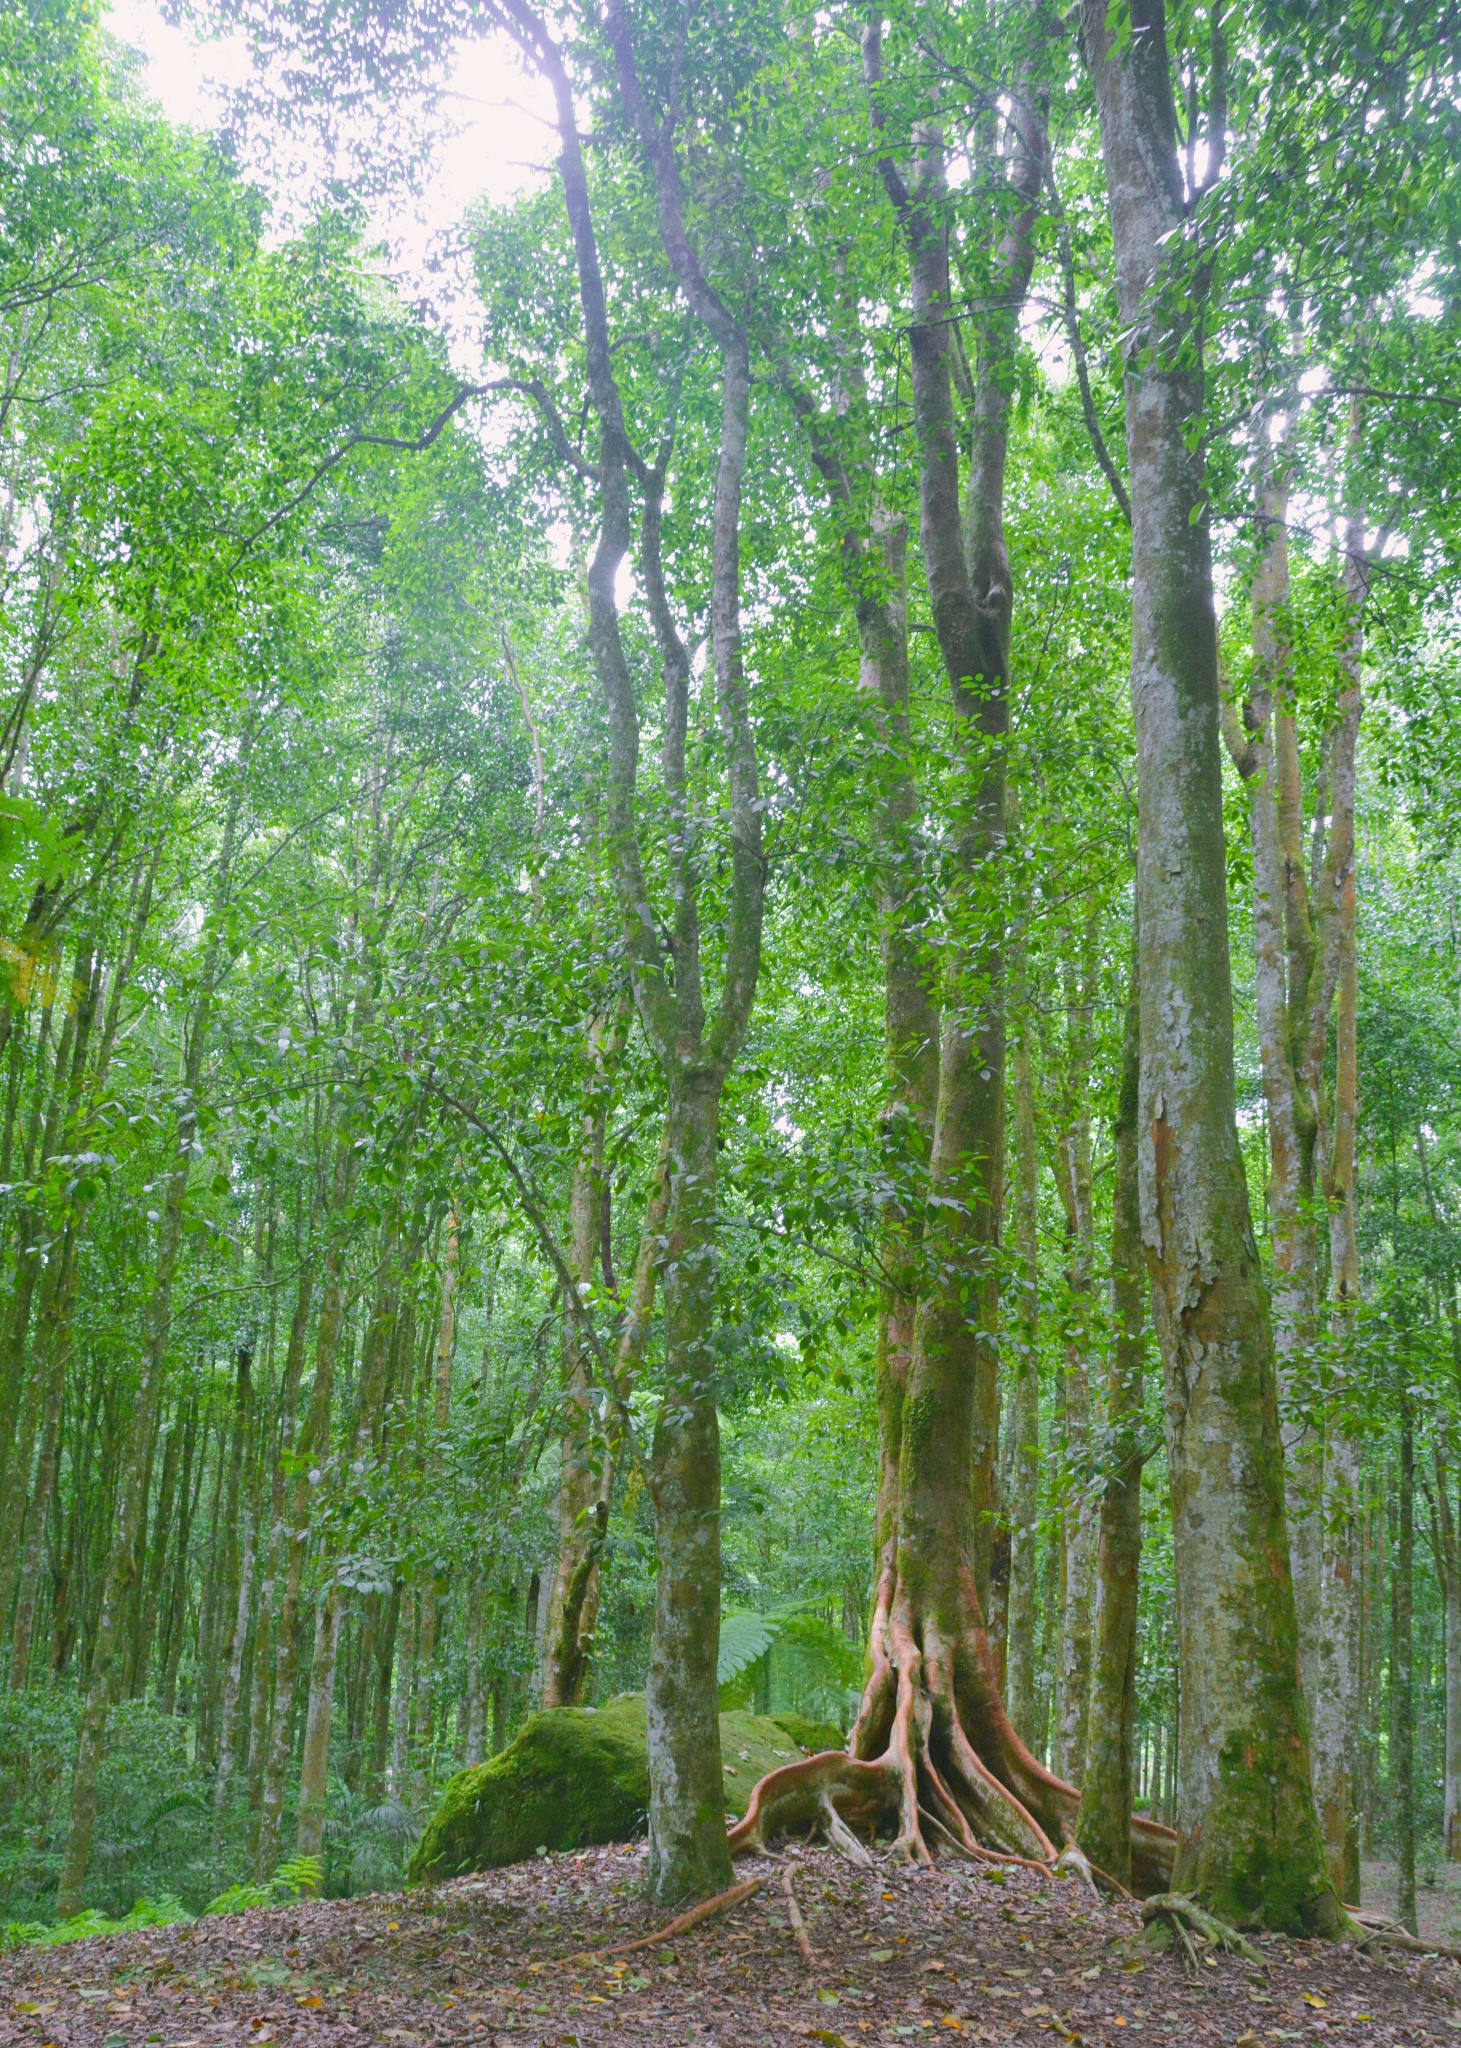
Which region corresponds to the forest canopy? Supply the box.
[1,0,1459,1951]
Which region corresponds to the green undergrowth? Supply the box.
[1,1857,321,1951]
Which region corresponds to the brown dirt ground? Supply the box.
[3,1845,1459,2048]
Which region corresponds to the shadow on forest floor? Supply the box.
[3,1844,1459,2046]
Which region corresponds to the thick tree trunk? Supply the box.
[1076,952,1146,1882]
[1083,0,1340,1932]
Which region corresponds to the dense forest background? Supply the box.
[1,0,1459,1941]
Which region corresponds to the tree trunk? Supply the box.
[415,1216,459,1730]
[1082,0,1340,1931]
[1076,952,1146,1882]
[1394,1414,1416,1934]
[462,1578,487,1767]
[158,1396,202,1716]
[1004,1013,1042,1746]
[367,1581,401,1796]
[735,24,1172,1893]
[1438,1458,1461,1863]
[214,1505,256,1815]
[542,1044,618,1712]
[295,1580,344,1872]
[9,1235,79,1688]
[643,1071,734,1902]
[1052,932,1098,1782]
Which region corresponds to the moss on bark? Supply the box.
[407,1696,801,1884]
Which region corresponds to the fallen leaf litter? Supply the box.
[1,1843,1455,2047]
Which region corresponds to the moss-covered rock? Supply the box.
[769,1711,846,1755]
[408,1694,803,1884]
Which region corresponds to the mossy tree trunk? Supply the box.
[1083,0,1341,1932]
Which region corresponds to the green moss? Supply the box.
[768,1712,845,1754]
[408,1696,802,1884]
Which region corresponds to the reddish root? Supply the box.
[730,1567,1177,1896]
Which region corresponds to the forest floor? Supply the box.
[4,1844,1459,2048]
[1362,1866,1461,1952]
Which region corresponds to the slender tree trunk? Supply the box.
[214,1505,256,1815]
[543,1050,616,1711]
[1077,952,1146,1882]
[1053,1017,1097,1783]
[462,1578,487,1767]
[295,1580,345,1871]
[644,1070,733,1902]
[1438,1459,1461,1863]
[415,1216,458,1728]
[1394,1412,1416,1934]
[159,1397,201,1716]
[1004,1013,1042,1745]
[1083,0,1340,1931]
[367,1582,401,1796]
[9,1236,79,1688]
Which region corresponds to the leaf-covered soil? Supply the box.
[4,1845,1458,2048]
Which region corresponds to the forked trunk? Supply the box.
[734,18,1173,1895]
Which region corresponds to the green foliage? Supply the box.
[201,1857,322,1917]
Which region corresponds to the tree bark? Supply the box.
[1004,1007,1042,1747]
[56,770,246,1911]
[1082,0,1341,1931]
[1053,920,1098,1781]
[1394,1410,1416,1934]
[1076,951,1146,1882]
[506,0,767,1903]
[734,19,1172,1894]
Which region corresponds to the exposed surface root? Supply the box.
[1140,1891,1263,1967]
[1346,1905,1461,1962]
[566,1876,764,1962]
[781,1864,817,1967]
[730,1559,1177,1897]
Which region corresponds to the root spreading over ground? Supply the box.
[730,1556,1176,1899]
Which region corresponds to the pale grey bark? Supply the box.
[1083,0,1339,1930]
